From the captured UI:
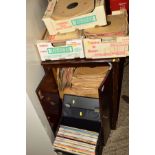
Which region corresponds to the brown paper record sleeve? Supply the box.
[43,29,82,44]
[48,30,82,43]
[84,13,128,38]
[51,0,95,20]
[59,66,110,99]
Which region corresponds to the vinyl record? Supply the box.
[48,30,82,43]
[51,0,95,20]
[84,13,128,38]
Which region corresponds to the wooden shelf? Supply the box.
[41,58,120,67]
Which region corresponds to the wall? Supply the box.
[26,0,52,138]
[26,0,56,154]
[27,94,57,155]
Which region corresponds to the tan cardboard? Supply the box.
[42,0,107,35]
[48,30,82,43]
[51,0,94,20]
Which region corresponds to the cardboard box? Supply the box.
[36,39,84,61]
[42,0,107,35]
[83,36,129,58]
[84,13,128,38]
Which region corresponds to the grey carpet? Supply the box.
[102,61,129,155]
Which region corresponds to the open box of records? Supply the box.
[36,30,84,61]
[42,0,107,35]
[83,11,129,59]
[53,94,106,155]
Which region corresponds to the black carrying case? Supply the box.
[54,94,105,155]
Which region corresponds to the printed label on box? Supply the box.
[56,21,72,31]
[71,15,97,26]
[84,36,129,58]
[48,46,73,54]
[66,39,84,55]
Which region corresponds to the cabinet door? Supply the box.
[36,72,62,134]
[98,66,112,145]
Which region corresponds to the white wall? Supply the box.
[26,0,56,154]
[27,94,57,155]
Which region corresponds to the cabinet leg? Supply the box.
[111,59,125,129]
[117,58,125,118]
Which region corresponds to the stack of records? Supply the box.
[47,30,83,46]
[59,66,110,98]
[84,12,128,38]
[57,67,76,91]
[51,0,95,20]
[53,125,99,155]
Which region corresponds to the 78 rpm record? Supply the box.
[51,0,95,20]
[84,14,128,37]
[48,30,82,43]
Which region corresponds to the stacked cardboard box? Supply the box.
[83,11,129,58]
[42,0,107,35]
[36,0,129,61]
[36,30,84,61]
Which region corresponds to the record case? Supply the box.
[53,94,108,155]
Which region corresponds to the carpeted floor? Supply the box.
[102,61,129,155]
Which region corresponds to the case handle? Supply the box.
[102,114,109,119]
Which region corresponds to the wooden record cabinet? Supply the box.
[36,58,125,137]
